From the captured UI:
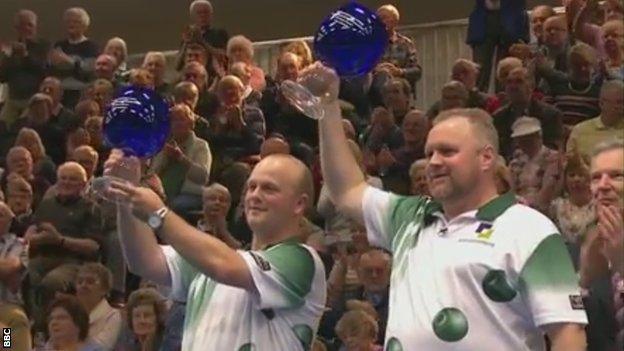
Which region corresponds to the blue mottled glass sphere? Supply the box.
[313,1,388,77]
[103,86,170,158]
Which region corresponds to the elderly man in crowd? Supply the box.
[494,67,564,159]
[579,140,624,351]
[186,0,229,51]
[93,54,118,84]
[26,162,103,330]
[567,80,624,163]
[50,7,100,108]
[1,146,50,208]
[0,9,50,128]
[150,104,212,216]
[38,76,75,131]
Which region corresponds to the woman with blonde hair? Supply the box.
[14,127,57,184]
[335,309,383,351]
[226,35,266,91]
[283,40,313,68]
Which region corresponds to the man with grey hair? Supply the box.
[50,7,100,108]
[142,51,171,96]
[0,9,50,127]
[314,62,587,350]
[579,139,624,350]
[567,80,624,163]
[187,0,229,50]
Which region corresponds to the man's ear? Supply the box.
[481,144,497,172]
[294,193,309,216]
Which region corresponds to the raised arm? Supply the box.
[105,150,171,286]
[316,64,368,224]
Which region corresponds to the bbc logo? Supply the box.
[2,328,10,348]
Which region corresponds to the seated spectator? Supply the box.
[226,35,265,91]
[601,20,624,80]
[14,127,57,184]
[567,80,624,163]
[540,15,571,74]
[215,75,265,138]
[197,183,241,248]
[361,107,402,157]
[0,201,31,351]
[1,146,51,208]
[493,67,564,159]
[546,154,595,251]
[73,98,101,127]
[282,40,313,69]
[65,125,92,160]
[375,110,428,194]
[39,76,76,132]
[494,156,514,195]
[84,115,109,168]
[427,59,495,118]
[229,61,262,107]
[259,136,290,159]
[150,104,212,216]
[379,78,412,126]
[6,175,35,237]
[50,7,100,108]
[84,79,115,113]
[408,158,429,196]
[94,54,119,85]
[530,5,556,46]
[45,295,104,351]
[537,42,602,127]
[508,116,561,206]
[103,37,129,81]
[0,9,50,128]
[182,61,219,118]
[604,0,624,22]
[9,93,65,164]
[579,139,623,350]
[334,309,383,351]
[44,145,100,201]
[372,5,421,100]
[27,162,103,327]
[115,288,167,351]
[75,263,122,350]
[426,80,469,120]
[142,52,171,97]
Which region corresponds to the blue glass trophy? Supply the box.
[281,1,388,119]
[91,86,170,202]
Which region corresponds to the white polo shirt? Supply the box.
[363,187,587,351]
[162,238,327,351]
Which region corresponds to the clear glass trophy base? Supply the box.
[90,176,133,203]
[280,80,325,120]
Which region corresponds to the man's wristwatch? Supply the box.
[147,207,170,232]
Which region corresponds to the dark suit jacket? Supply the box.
[466,0,530,46]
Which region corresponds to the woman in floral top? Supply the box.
[548,156,595,245]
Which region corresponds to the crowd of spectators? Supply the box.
[0,0,622,350]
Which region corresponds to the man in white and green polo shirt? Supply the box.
[105,151,326,351]
[315,62,587,350]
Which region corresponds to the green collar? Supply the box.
[475,192,517,222]
[263,236,302,251]
[424,192,517,223]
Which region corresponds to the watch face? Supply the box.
[148,215,162,229]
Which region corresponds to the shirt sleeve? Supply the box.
[162,245,199,302]
[240,243,317,310]
[517,218,588,327]
[362,186,394,250]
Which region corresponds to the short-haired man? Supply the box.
[105,152,326,350]
[315,63,587,350]
[188,0,229,50]
[567,80,624,163]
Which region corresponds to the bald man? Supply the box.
[105,151,326,350]
[28,162,103,329]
